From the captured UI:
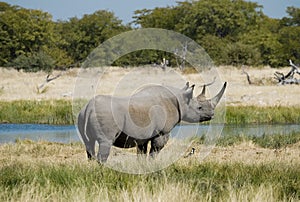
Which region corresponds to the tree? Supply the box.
[0,3,70,69]
[198,35,228,65]
[58,10,130,64]
[278,6,300,64]
[281,6,300,26]
[134,0,263,39]
[238,16,284,67]
[279,26,300,63]
[0,4,130,70]
[133,6,183,30]
[133,0,266,66]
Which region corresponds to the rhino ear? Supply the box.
[182,82,189,90]
[184,84,195,101]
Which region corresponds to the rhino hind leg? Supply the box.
[137,141,148,155]
[87,150,92,159]
[86,140,96,160]
[84,136,96,160]
[97,141,112,163]
[149,144,161,158]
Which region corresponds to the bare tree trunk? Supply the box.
[242,65,252,85]
[174,41,188,71]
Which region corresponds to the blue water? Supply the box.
[0,124,79,144]
[0,123,300,144]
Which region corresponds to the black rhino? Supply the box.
[77,81,226,163]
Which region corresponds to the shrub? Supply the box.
[223,42,261,66]
[7,51,55,72]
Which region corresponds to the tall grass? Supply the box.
[0,100,73,124]
[0,100,299,124]
[0,132,299,201]
[226,105,300,124]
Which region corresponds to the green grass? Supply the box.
[216,131,300,149]
[0,159,299,201]
[253,132,300,149]
[0,100,73,125]
[0,100,299,125]
[226,105,300,124]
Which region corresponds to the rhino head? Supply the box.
[181,82,227,123]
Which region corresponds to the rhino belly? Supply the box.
[113,132,147,148]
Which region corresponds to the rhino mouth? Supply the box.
[199,116,213,122]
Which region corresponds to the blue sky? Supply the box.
[4,0,300,24]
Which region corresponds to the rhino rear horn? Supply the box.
[211,82,227,107]
[197,85,206,101]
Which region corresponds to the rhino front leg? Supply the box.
[149,133,170,158]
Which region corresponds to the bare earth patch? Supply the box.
[205,141,300,166]
[0,66,299,106]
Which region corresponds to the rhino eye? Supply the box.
[198,106,202,110]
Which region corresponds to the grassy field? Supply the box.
[0,100,300,125]
[0,133,299,201]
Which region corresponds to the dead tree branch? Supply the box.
[198,77,216,87]
[37,72,62,93]
[289,59,300,75]
[274,60,300,85]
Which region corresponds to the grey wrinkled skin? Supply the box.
[77,82,227,163]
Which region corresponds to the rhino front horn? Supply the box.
[211,82,227,108]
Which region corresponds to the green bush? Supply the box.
[7,51,55,72]
[223,42,261,66]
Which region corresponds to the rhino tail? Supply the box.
[77,106,88,143]
[78,104,93,159]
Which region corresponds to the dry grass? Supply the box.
[191,140,300,166]
[1,135,299,169]
[0,140,85,168]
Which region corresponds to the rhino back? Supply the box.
[131,85,181,132]
[85,85,181,141]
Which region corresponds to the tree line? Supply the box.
[0,1,299,72]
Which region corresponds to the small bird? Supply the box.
[184,147,195,158]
